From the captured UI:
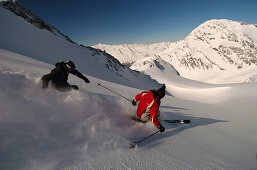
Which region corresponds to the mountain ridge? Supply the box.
[0,0,76,44]
[0,0,159,89]
[94,19,257,83]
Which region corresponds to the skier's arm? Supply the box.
[41,73,53,89]
[71,69,90,83]
[133,91,147,102]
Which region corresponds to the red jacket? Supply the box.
[133,90,161,128]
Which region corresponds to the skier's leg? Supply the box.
[70,85,79,90]
[140,111,150,123]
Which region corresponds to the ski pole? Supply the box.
[129,130,160,148]
[97,83,132,102]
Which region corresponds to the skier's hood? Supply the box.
[55,62,68,71]
[151,85,166,100]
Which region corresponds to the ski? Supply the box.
[131,117,192,124]
[164,119,192,124]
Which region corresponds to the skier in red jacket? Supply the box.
[132,85,166,132]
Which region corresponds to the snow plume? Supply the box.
[0,71,152,169]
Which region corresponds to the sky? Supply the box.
[18,0,257,46]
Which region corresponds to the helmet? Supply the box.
[66,61,76,71]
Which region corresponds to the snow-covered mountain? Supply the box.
[94,19,257,83]
[0,0,75,44]
[130,56,179,75]
[245,74,257,82]
[0,0,159,89]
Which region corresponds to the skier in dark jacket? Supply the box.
[42,61,90,91]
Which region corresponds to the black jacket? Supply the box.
[42,62,90,90]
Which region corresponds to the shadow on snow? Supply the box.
[135,108,227,148]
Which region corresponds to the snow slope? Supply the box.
[1,47,257,170]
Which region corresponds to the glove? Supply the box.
[83,78,90,83]
[158,125,165,133]
[71,85,79,90]
[132,100,137,106]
